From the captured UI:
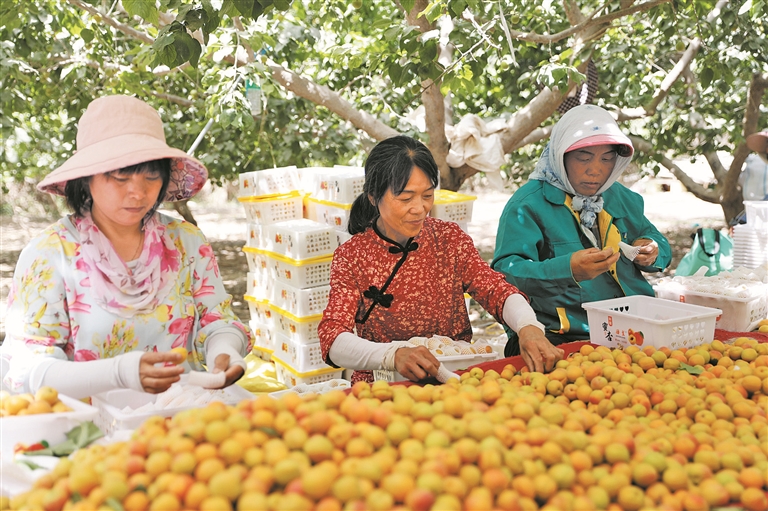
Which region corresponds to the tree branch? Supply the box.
[630,136,719,203]
[501,0,670,45]
[67,0,153,44]
[149,92,194,107]
[267,62,399,141]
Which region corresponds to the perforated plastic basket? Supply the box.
[655,285,768,332]
[431,189,476,224]
[243,247,271,274]
[246,271,274,302]
[271,304,322,344]
[266,219,338,261]
[582,295,721,350]
[238,166,299,197]
[306,197,352,231]
[273,333,332,373]
[267,252,333,289]
[246,223,267,250]
[246,297,275,328]
[335,229,353,247]
[239,192,304,225]
[272,354,343,388]
[249,320,274,352]
[272,281,331,318]
[311,170,365,204]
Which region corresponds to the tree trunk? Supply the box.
[172,200,197,225]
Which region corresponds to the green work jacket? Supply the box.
[492,180,671,353]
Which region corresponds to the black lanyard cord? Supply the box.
[357,222,419,324]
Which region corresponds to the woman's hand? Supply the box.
[632,239,658,267]
[394,346,440,382]
[139,351,185,393]
[518,325,564,373]
[211,354,245,388]
[571,247,620,282]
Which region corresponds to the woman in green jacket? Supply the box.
[492,105,671,357]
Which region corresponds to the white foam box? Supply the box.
[238,166,299,197]
[655,285,768,332]
[305,167,364,203]
[306,198,352,231]
[273,333,332,373]
[582,295,722,351]
[271,304,321,344]
[272,281,331,318]
[267,252,333,289]
[239,192,304,225]
[0,395,98,459]
[431,189,476,224]
[91,376,253,436]
[373,352,499,383]
[272,353,344,388]
[266,219,338,261]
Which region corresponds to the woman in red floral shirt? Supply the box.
[318,136,563,383]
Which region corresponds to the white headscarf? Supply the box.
[530,105,634,242]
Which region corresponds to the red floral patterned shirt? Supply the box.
[318,217,525,382]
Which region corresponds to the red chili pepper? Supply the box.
[14,441,48,454]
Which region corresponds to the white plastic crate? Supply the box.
[335,229,353,247]
[274,333,333,373]
[92,377,253,436]
[655,286,768,332]
[250,321,274,362]
[0,395,98,459]
[247,298,275,328]
[246,271,273,302]
[272,305,322,344]
[239,192,304,225]
[266,219,338,260]
[272,354,344,388]
[374,351,499,383]
[243,247,272,275]
[272,281,331,318]
[307,198,352,231]
[582,295,722,351]
[267,252,333,289]
[238,166,299,197]
[311,170,365,204]
[431,189,476,224]
[246,223,268,250]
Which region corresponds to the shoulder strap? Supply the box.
[697,228,720,257]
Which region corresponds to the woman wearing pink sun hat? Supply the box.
[1,95,252,398]
[492,105,671,356]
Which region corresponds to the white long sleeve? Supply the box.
[29,351,144,399]
[502,293,546,334]
[327,332,411,371]
[204,326,248,373]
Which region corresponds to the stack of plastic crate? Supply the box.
[432,189,477,233]
[303,166,364,247]
[239,166,303,362]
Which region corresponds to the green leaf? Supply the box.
[401,0,416,13]
[389,62,404,86]
[421,39,438,63]
[123,0,159,24]
[80,28,94,43]
[679,362,704,375]
[104,497,125,511]
[700,67,714,88]
[17,459,45,470]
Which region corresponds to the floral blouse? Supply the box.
[318,217,523,382]
[2,213,252,392]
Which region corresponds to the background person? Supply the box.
[492,105,671,356]
[318,135,563,382]
[1,95,251,398]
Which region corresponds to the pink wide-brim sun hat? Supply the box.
[746,131,768,154]
[37,95,208,202]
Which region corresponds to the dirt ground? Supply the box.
[0,183,728,342]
